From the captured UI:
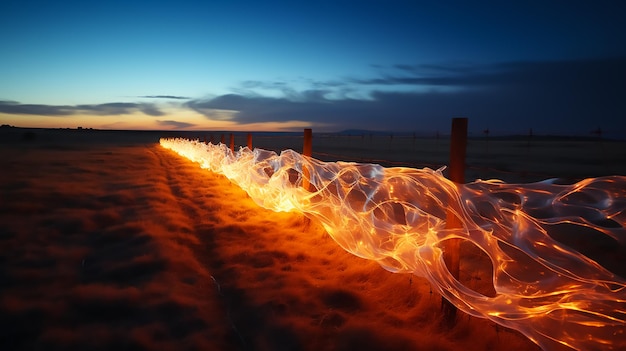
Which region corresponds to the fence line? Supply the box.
[176,128,622,184]
[190,133,560,182]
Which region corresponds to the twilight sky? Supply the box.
[1,0,625,135]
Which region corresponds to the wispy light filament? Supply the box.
[161,138,626,351]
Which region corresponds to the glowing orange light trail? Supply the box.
[160,138,626,351]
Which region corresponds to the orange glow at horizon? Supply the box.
[0,109,314,132]
[160,137,626,351]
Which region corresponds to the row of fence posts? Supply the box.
[205,133,255,151]
[204,130,314,189]
[207,121,466,327]
[227,133,254,151]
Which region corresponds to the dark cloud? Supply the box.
[138,95,191,100]
[0,101,165,117]
[186,58,626,136]
[187,93,384,128]
[360,59,626,91]
[156,120,195,129]
[77,103,146,116]
[138,104,165,116]
[0,100,76,116]
[235,79,349,101]
[240,80,289,90]
[241,79,346,91]
[393,62,482,75]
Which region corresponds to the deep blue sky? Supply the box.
[1,0,625,135]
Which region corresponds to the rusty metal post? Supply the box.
[220,134,225,144]
[247,133,253,149]
[448,118,467,183]
[229,133,235,151]
[442,117,467,327]
[302,128,312,190]
[303,128,312,157]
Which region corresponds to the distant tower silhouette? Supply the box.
[483,128,490,154]
[591,127,603,139]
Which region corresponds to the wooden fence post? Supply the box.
[302,128,312,190]
[247,133,253,149]
[229,133,235,151]
[442,117,467,327]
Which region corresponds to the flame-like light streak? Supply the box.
[160,138,626,351]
